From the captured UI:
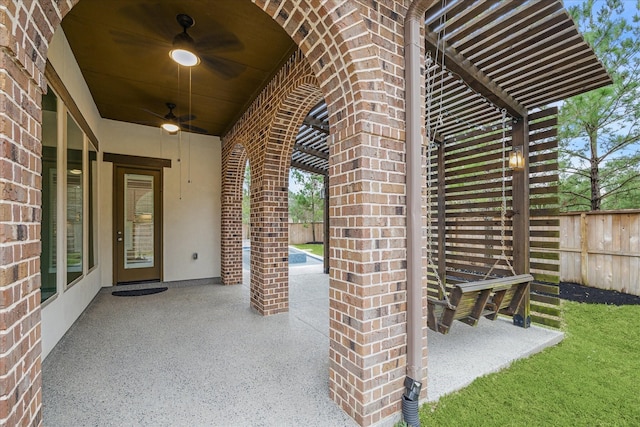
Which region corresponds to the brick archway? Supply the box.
[249,78,323,315]
[222,51,323,315]
[221,142,248,286]
[254,0,390,131]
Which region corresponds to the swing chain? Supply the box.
[425,49,453,309]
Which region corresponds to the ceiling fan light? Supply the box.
[170,32,200,66]
[161,122,180,134]
[169,48,200,67]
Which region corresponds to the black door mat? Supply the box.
[112,287,168,297]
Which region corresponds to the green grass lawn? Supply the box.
[292,243,323,257]
[419,302,640,426]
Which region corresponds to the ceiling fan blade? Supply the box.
[201,55,247,80]
[196,32,244,53]
[115,3,177,41]
[141,108,167,120]
[180,123,209,134]
[137,120,161,126]
[176,113,197,123]
[109,29,171,50]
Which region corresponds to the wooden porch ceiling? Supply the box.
[292,0,610,176]
[61,0,297,138]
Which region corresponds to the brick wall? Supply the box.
[0,0,75,424]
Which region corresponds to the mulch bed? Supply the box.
[558,282,640,306]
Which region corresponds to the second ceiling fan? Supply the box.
[145,102,208,135]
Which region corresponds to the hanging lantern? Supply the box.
[509,146,525,170]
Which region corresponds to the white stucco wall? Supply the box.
[41,29,104,358]
[46,30,102,135]
[42,29,222,359]
[99,119,221,284]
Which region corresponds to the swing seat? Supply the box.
[427,274,533,334]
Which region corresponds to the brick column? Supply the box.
[328,129,409,426]
[0,51,44,426]
[220,193,243,285]
[249,172,289,315]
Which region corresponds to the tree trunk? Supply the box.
[590,130,600,211]
[311,198,316,242]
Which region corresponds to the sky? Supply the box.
[560,0,639,162]
[562,0,639,21]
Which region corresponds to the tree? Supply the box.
[559,0,640,211]
[289,169,325,242]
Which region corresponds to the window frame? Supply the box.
[41,62,100,302]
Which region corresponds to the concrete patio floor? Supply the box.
[43,263,563,426]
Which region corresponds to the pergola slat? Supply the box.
[450,0,552,50]
[463,7,568,60]
[424,30,528,118]
[490,41,587,85]
[512,65,608,101]
[442,0,527,45]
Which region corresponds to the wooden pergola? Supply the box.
[293,0,610,170]
[291,0,610,328]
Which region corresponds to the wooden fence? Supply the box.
[242,223,324,244]
[289,223,324,244]
[560,210,640,296]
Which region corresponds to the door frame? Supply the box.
[104,153,171,285]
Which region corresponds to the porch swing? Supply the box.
[423,47,533,335]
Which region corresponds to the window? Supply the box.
[89,143,97,269]
[66,113,83,284]
[40,82,99,302]
[41,88,58,302]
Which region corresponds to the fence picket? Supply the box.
[559,211,640,296]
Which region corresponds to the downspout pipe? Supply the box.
[403,1,432,424]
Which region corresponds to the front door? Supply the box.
[114,166,162,284]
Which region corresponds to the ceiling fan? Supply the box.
[112,5,246,79]
[170,14,200,66]
[145,102,208,134]
[168,13,247,79]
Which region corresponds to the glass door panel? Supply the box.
[124,174,154,270]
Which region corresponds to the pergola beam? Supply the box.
[424,29,528,118]
[293,143,329,160]
[290,159,327,176]
[302,116,329,134]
